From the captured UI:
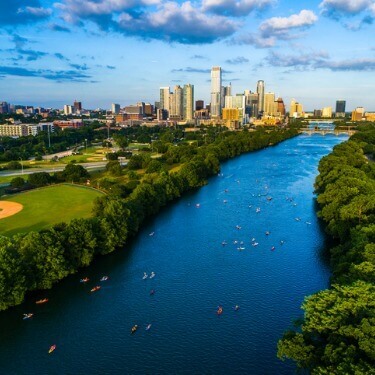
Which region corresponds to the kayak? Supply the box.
[36,298,48,304]
[90,286,101,292]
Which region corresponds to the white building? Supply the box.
[210,66,222,118]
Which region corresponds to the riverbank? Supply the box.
[0,128,298,311]
[278,123,375,374]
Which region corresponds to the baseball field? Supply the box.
[0,184,104,237]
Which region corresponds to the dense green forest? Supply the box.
[278,123,375,374]
[0,128,298,311]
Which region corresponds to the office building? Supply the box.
[160,87,170,114]
[210,67,222,118]
[73,100,82,112]
[224,94,246,124]
[64,105,73,115]
[144,103,154,116]
[222,108,240,128]
[125,105,143,115]
[276,97,285,116]
[257,80,265,113]
[0,102,10,114]
[351,107,365,121]
[183,84,194,121]
[111,103,120,114]
[157,109,168,121]
[335,100,346,117]
[170,85,183,119]
[314,109,322,117]
[0,124,28,137]
[264,92,276,116]
[54,119,83,129]
[322,107,333,118]
[196,100,204,111]
[0,122,53,137]
[244,91,259,118]
[290,99,303,118]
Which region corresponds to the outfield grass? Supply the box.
[0,184,104,237]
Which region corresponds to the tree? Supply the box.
[127,154,143,170]
[278,281,375,373]
[28,172,52,187]
[113,134,129,149]
[10,177,25,188]
[146,159,163,173]
[106,160,122,176]
[6,161,22,170]
[62,163,89,182]
[0,237,27,311]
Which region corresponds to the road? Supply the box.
[0,162,109,177]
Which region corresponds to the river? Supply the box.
[0,134,348,374]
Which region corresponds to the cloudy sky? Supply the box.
[0,0,374,111]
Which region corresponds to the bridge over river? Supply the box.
[299,121,356,136]
[299,127,356,136]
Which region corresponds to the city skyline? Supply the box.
[0,0,374,110]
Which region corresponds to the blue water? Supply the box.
[0,134,347,374]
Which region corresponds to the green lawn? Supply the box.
[0,184,104,237]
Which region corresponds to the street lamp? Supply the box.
[84,139,87,153]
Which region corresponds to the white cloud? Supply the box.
[232,10,318,47]
[54,0,160,23]
[117,1,238,44]
[319,0,374,17]
[259,10,318,38]
[202,0,274,17]
[18,6,52,17]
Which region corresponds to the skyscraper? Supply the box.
[195,100,204,111]
[244,91,259,118]
[73,100,82,112]
[111,103,120,114]
[183,84,194,121]
[257,80,265,113]
[211,67,222,118]
[160,87,170,114]
[264,92,276,116]
[170,85,183,119]
[335,100,346,117]
[276,98,285,116]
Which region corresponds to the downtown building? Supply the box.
[335,100,346,117]
[160,84,194,122]
[210,66,222,118]
[257,80,265,115]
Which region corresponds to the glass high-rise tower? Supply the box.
[211,67,222,118]
[183,84,194,121]
[335,100,346,117]
[257,80,265,114]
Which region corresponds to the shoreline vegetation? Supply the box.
[0,128,298,311]
[278,123,375,373]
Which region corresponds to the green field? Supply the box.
[0,184,104,237]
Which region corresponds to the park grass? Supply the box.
[0,184,104,237]
[61,146,109,164]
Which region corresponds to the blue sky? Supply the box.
[0,0,374,111]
